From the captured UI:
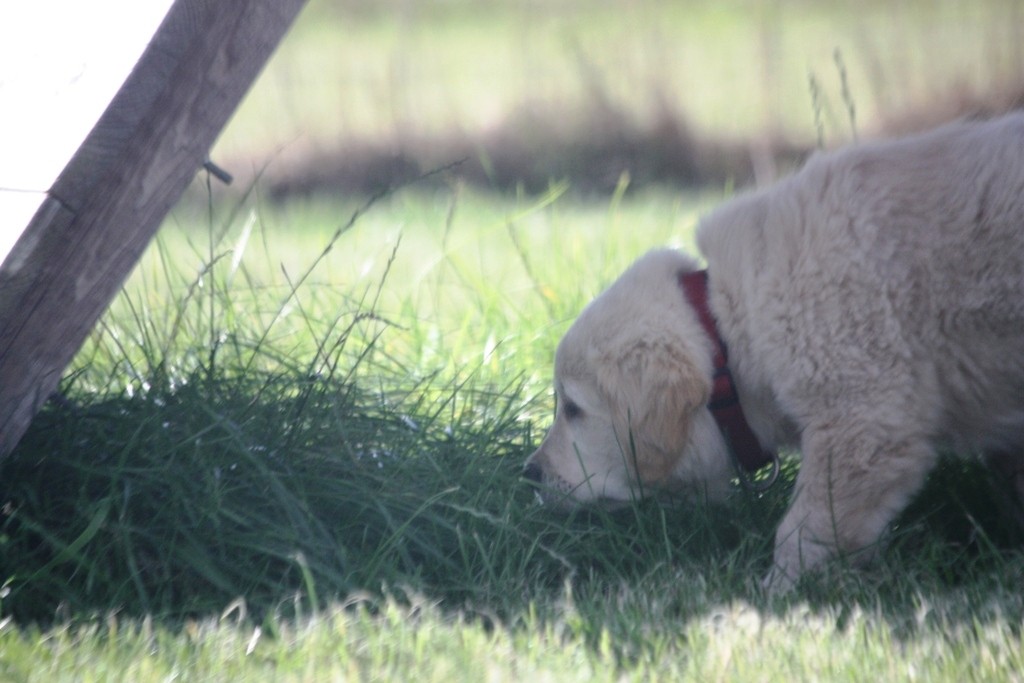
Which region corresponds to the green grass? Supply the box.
[2,596,1024,682]
[1,182,724,620]
[1,178,1023,679]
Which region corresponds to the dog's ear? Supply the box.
[597,341,710,486]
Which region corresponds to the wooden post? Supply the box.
[0,0,308,459]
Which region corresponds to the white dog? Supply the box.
[524,113,1024,590]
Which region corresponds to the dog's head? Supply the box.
[523,250,734,509]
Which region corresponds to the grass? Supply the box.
[1,181,723,621]
[1,177,1023,679]
[2,596,1024,681]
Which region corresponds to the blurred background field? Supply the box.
[212,0,1024,197]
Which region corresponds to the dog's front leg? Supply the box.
[764,418,937,592]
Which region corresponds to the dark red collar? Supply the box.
[678,270,775,474]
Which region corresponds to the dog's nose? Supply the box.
[522,462,543,484]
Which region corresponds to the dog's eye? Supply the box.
[563,400,583,420]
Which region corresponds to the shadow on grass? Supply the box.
[0,371,771,624]
[3,374,1022,648]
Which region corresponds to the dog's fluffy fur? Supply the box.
[524,113,1024,590]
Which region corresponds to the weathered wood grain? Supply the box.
[0,0,308,459]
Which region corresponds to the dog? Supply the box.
[523,113,1024,590]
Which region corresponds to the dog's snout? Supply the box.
[522,462,543,485]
